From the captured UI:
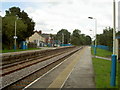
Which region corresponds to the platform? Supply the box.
[24,46,95,89]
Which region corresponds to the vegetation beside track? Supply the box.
[2,48,41,53]
[91,47,112,58]
[91,47,119,88]
[92,58,118,88]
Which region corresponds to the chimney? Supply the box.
[39,30,42,34]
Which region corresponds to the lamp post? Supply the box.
[13,17,18,51]
[90,30,94,46]
[88,17,97,55]
[110,0,117,86]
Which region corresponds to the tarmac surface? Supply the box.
[24,46,95,89]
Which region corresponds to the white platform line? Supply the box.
[60,50,83,88]
[60,65,75,88]
[23,54,73,90]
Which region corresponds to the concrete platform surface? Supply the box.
[62,46,95,88]
[24,46,95,89]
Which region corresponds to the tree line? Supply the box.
[3,7,120,50]
[2,7,92,50]
[97,27,120,50]
[2,7,35,49]
[54,29,91,46]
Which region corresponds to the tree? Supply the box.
[71,29,91,46]
[72,29,81,38]
[19,10,35,38]
[56,29,71,44]
[6,7,35,39]
[2,16,27,49]
[71,29,81,45]
[85,35,91,45]
[5,7,21,16]
[97,27,113,50]
[2,7,35,49]
[116,31,120,36]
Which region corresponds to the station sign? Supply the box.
[13,36,18,39]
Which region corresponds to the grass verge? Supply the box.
[2,48,41,53]
[91,47,112,58]
[92,58,119,88]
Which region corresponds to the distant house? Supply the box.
[26,30,61,47]
[41,34,52,47]
[26,31,45,47]
[41,34,61,47]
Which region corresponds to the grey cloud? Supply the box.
[4,0,113,35]
[37,22,48,25]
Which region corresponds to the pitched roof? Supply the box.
[41,34,50,38]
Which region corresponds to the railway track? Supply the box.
[1,50,71,76]
[1,47,76,76]
[1,47,83,90]
[2,46,75,66]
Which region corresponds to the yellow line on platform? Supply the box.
[48,47,86,88]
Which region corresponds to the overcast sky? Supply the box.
[1,0,120,38]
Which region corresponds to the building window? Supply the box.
[34,40,37,43]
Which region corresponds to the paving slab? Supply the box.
[62,46,95,88]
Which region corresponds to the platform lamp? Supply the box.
[90,30,94,46]
[13,16,22,51]
[13,17,19,51]
[88,17,97,55]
